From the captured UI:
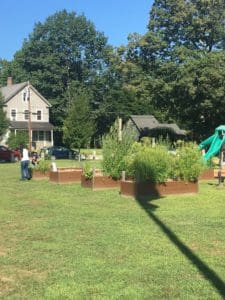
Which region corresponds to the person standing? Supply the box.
[20,146,30,180]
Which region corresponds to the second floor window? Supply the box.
[11,109,17,121]
[37,110,42,120]
[22,87,29,102]
[24,110,29,120]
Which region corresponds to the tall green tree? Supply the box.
[62,81,95,150]
[0,92,9,137]
[126,0,225,139]
[170,52,225,140]
[0,59,12,86]
[146,0,225,59]
[9,10,111,129]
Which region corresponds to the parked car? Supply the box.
[0,145,21,162]
[40,146,84,160]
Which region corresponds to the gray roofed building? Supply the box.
[127,115,186,140]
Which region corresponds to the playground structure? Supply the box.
[199,125,225,185]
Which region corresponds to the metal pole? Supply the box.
[27,82,32,152]
[218,131,225,187]
[218,148,224,186]
[118,117,122,141]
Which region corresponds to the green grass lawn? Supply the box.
[0,162,225,299]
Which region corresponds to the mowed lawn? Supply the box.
[0,162,225,299]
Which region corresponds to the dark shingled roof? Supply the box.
[10,121,54,131]
[129,115,186,136]
[1,82,27,102]
[1,82,51,107]
[130,115,159,130]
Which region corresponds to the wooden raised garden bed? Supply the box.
[49,167,83,184]
[32,170,50,180]
[120,179,198,199]
[199,168,225,180]
[199,169,215,180]
[213,168,225,178]
[81,174,120,190]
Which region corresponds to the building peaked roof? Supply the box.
[1,82,27,102]
[0,81,51,107]
[129,115,186,136]
[130,115,159,130]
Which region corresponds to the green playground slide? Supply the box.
[199,125,225,161]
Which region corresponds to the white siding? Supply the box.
[5,87,50,122]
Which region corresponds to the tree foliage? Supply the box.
[0,92,9,137]
[125,0,225,139]
[147,0,225,58]
[102,119,136,179]
[62,81,95,150]
[1,4,225,142]
[9,10,111,129]
[6,131,28,149]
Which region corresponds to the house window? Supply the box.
[23,90,26,101]
[32,131,38,141]
[24,110,29,120]
[37,110,42,120]
[32,131,51,142]
[11,109,17,121]
[46,131,51,141]
[39,131,44,141]
[22,87,29,102]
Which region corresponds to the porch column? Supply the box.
[51,130,54,146]
[43,131,46,147]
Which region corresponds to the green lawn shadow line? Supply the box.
[136,196,225,298]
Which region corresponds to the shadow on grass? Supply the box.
[136,195,225,298]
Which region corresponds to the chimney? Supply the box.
[7,76,13,86]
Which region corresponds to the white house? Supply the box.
[0,77,54,150]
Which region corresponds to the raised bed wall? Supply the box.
[32,170,50,180]
[49,168,82,184]
[120,180,198,198]
[81,174,120,190]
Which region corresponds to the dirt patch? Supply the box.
[0,245,8,256]
[0,275,14,283]
[28,198,44,207]
[0,274,15,298]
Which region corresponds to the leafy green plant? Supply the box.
[83,162,93,180]
[174,142,206,182]
[35,159,51,174]
[124,141,205,183]
[206,157,217,169]
[125,144,173,183]
[102,120,136,179]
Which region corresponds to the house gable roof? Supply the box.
[130,115,159,131]
[1,82,51,107]
[129,115,186,136]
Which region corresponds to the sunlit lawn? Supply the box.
[0,161,225,299]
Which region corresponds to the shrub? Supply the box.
[102,120,136,179]
[174,142,206,182]
[7,131,28,149]
[124,141,205,183]
[125,144,173,183]
[35,159,51,174]
[83,162,93,180]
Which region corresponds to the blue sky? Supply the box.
[0,0,153,61]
